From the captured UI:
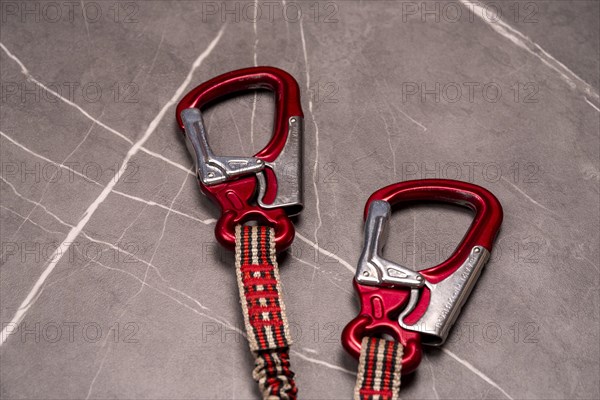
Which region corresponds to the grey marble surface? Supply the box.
[1,1,598,399]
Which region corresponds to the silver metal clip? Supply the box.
[356,201,426,288]
[180,108,303,216]
[180,108,264,186]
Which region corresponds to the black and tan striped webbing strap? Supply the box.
[234,225,297,399]
[354,337,404,400]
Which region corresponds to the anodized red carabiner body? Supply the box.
[342,179,503,374]
[176,67,303,251]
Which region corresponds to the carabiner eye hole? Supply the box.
[341,285,423,374]
[215,207,295,252]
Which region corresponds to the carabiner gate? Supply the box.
[343,179,503,374]
[176,67,304,251]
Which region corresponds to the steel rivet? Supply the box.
[363,271,369,277]
[474,248,480,253]
[207,172,215,178]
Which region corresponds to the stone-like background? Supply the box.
[1,1,598,399]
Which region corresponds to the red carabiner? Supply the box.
[176,67,303,251]
[342,179,503,374]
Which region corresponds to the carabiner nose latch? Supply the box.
[180,108,303,216]
[181,108,265,186]
[356,200,425,288]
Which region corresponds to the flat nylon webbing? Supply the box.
[354,337,403,400]
[234,225,297,399]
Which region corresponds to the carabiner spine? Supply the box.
[399,245,491,346]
